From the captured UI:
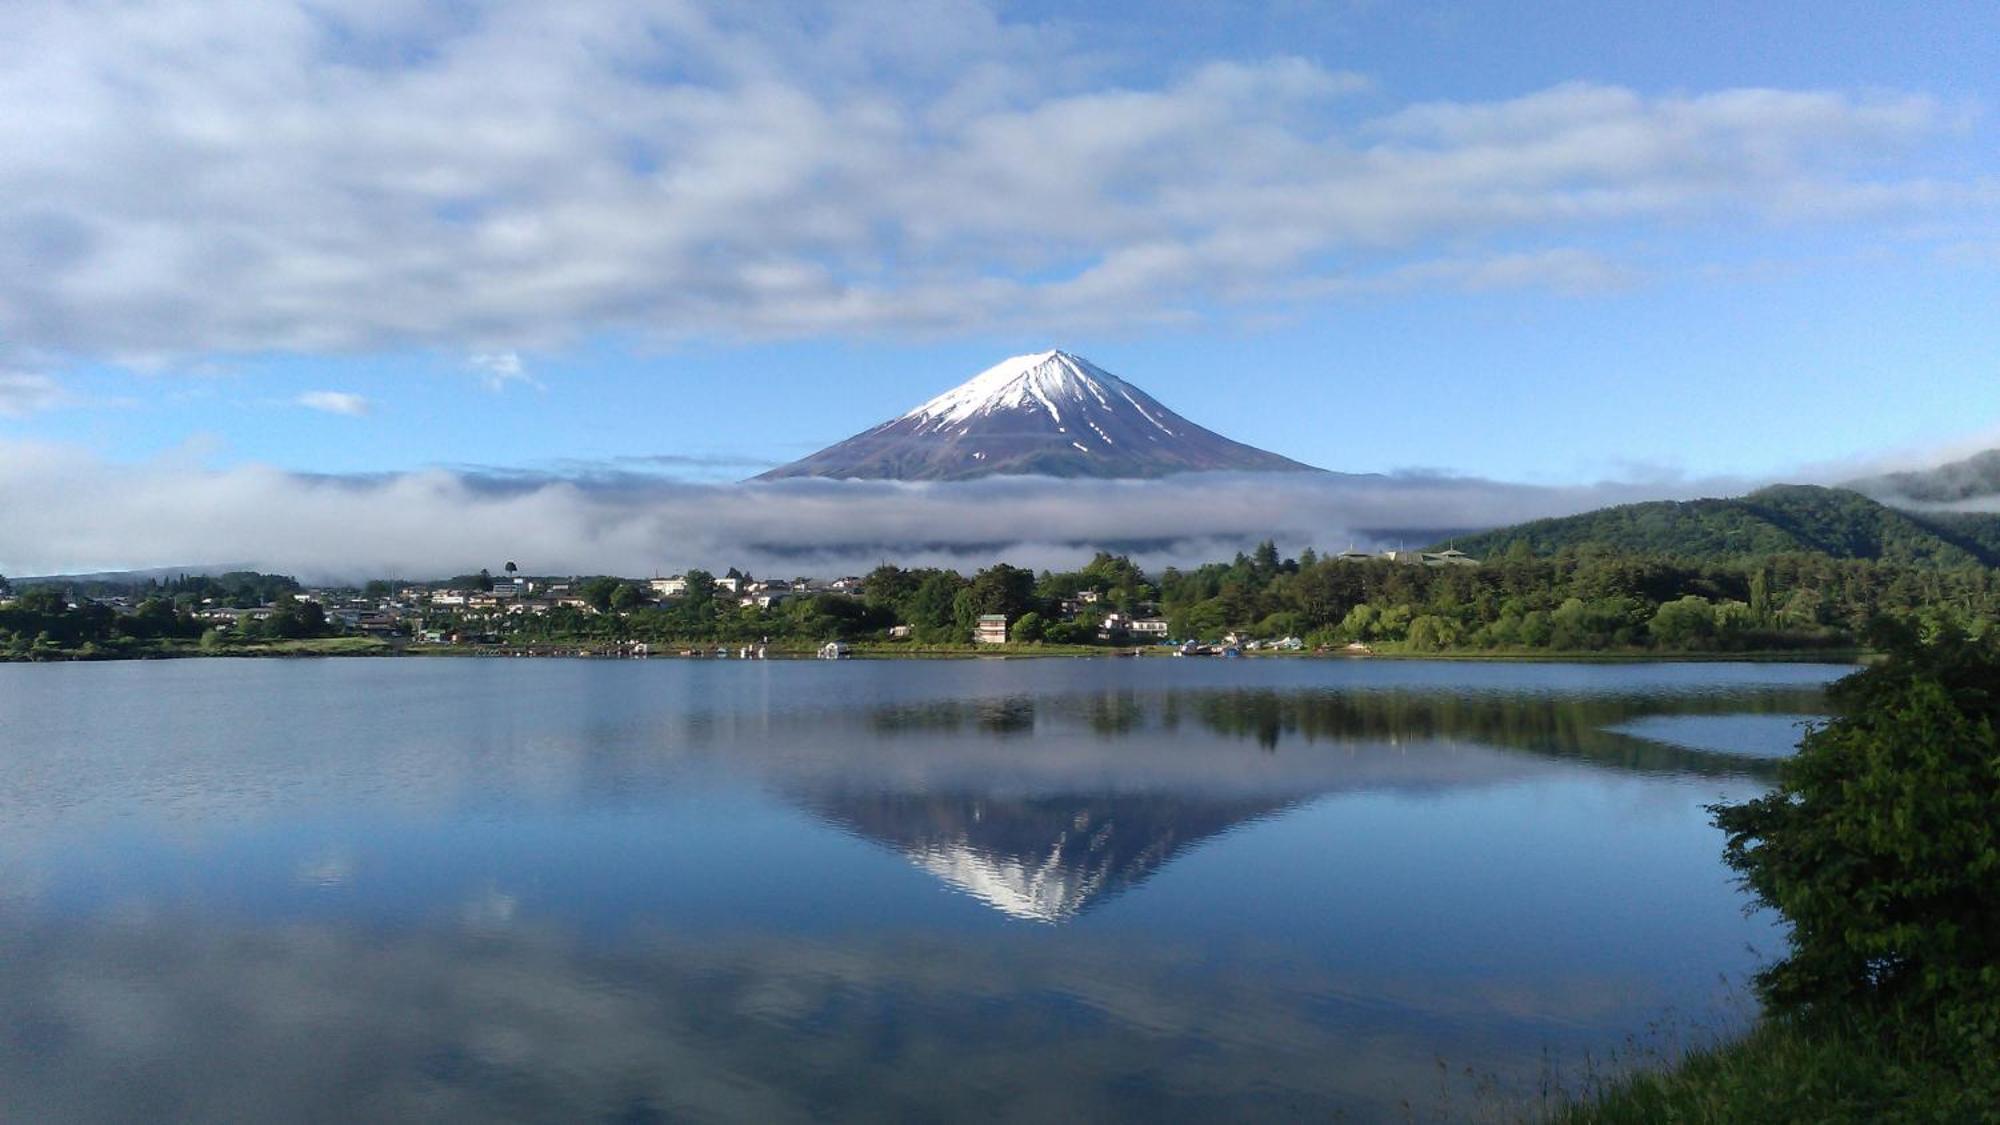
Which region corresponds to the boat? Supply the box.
[817,641,851,660]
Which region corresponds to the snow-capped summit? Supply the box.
[898,349,1169,434]
[756,349,1320,481]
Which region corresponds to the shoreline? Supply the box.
[0,639,1868,665]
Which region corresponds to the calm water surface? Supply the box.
[0,657,1848,1121]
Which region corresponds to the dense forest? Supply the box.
[487,544,1997,652]
[1441,485,2000,567]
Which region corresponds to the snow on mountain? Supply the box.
[756,349,1321,481]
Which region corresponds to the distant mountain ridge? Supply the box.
[1846,448,2000,506]
[1440,485,2000,566]
[756,349,1322,481]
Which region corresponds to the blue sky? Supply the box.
[2,0,1998,575]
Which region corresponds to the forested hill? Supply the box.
[1440,485,2000,566]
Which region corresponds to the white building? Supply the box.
[974,614,1009,644]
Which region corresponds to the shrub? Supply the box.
[1711,625,2000,1061]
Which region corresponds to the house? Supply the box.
[888,625,912,639]
[649,576,687,598]
[714,576,742,594]
[1422,548,1480,567]
[1100,612,1167,639]
[741,592,789,609]
[974,614,1009,644]
[1076,589,1101,604]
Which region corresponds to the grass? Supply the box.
[230,635,395,656]
[1555,1014,1998,1124]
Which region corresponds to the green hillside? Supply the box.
[1442,485,2000,566]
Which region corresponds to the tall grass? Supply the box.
[1557,1011,1999,1123]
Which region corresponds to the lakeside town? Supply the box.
[0,545,1487,660]
[11,531,1994,665]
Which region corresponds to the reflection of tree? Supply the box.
[856,685,1825,778]
[1160,687,1819,778]
[790,681,1825,921]
[867,697,1037,736]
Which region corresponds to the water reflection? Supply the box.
[0,917,1664,1122]
[797,792,1297,922]
[0,659,1843,1122]
[762,683,1825,923]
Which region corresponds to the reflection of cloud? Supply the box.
[459,886,519,930]
[0,918,1702,1122]
[0,439,1761,577]
[294,851,354,888]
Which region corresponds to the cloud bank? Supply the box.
[0,0,1982,372]
[0,440,1757,579]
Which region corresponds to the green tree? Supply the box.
[579,577,623,613]
[1648,595,1717,649]
[264,597,330,640]
[672,570,718,634]
[1406,614,1457,652]
[1712,628,2000,1061]
[1012,611,1045,643]
[905,571,965,643]
[965,564,1037,620]
[14,587,67,616]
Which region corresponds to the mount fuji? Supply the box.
[755,349,1322,481]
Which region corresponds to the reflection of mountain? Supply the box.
[772,682,1829,922]
[798,792,1293,923]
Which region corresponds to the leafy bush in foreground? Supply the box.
[1712,625,2000,1064]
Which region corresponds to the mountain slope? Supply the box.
[1439,485,2000,566]
[756,349,1321,481]
[1846,448,2000,505]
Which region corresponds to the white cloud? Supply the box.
[0,438,1756,579]
[468,351,537,392]
[0,373,65,417]
[0,0,1982,367]
[295,390,372,416]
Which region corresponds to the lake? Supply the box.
[0,657,1847,1121]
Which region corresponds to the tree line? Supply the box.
[466,543,2000,650]
[0,583,331,658]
